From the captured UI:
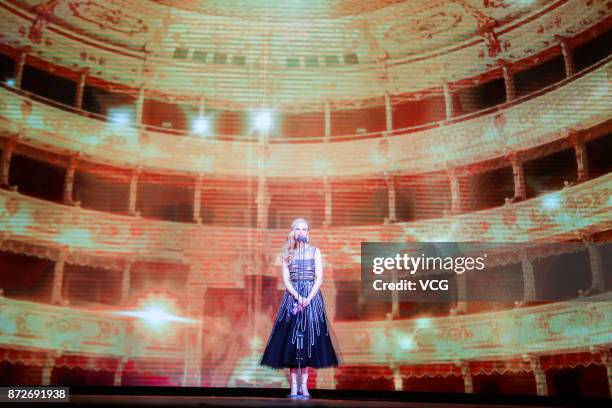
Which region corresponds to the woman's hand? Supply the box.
[300,297,312,308]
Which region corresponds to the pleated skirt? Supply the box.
[260,280,339,369]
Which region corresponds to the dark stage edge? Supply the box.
[25,386,610,407]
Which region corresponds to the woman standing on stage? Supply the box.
[260,218,339,399]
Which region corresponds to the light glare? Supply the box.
[399,335,415,350]
[542,193,561,211]
[108,108,132,126]
[192,116,211,136]
[253,110,273,132]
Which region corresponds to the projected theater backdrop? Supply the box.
[0,0,611,397]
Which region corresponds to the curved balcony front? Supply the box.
[0,0,608,107]
[0,172,609,269]
[0,292,609,368]
[0,58,609,178]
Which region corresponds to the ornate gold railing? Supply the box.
[0,59,609,177]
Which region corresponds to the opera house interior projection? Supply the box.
[0,0,610,406]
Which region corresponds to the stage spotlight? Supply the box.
[6,78,16,87]
[113,297,200,330]
[253,110,273,132]
[399,335,415,351]
[108,107,132,126]
[192,116,211,136]
[542,193,561,211]
[415,317,432,330]
[140,304,175,329]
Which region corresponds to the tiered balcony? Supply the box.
[0,0,609,106]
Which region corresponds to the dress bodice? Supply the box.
[289,246,316,281]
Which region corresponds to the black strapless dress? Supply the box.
[260,246,339,369]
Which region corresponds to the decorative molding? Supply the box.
[0,173,609,269]
[0,0,608,108]
[332,292,612,365]
[0,58,609,177]
[0,293,609,366]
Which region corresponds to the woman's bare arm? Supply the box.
[282,258,301,300]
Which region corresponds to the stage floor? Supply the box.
[66,394,592,408]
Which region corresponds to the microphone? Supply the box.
[296,236,308,243]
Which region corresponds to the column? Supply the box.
[193,173,203,224]
[448,169,462,214]
[14,49,27,89]
[135,87,145,125]
[600,349,612,398]
[324,101,331,141]
[392,364,403,391]
[256,131,269,230]
[182,263,206,387]
[75,70,87,110]
[570,131,589,182]
[509,153,526,201]
[461,362,473,393]
[502,65,516,102]
[128,167,140,216]
[385,172,396,223]
[63,154,79,205]
[51,249,66,304]
[253,129,268,332]
[520,251,536,304]
[559,39,575,78]
[41,353,58,386]
[0,138,15,187]
[113,357,128,386]
[120,260,133,305]
[452,272,468,314]
[443,82,454,120]
[528,355,548,396]
[323,176,332,227]
[390,270,399,319]
[384,92,393,134]
[584,236,604,294]
[255,174,268,230]
[182,326,204,386]
[198,96,206,117]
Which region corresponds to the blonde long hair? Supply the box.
[281,218,309,264]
